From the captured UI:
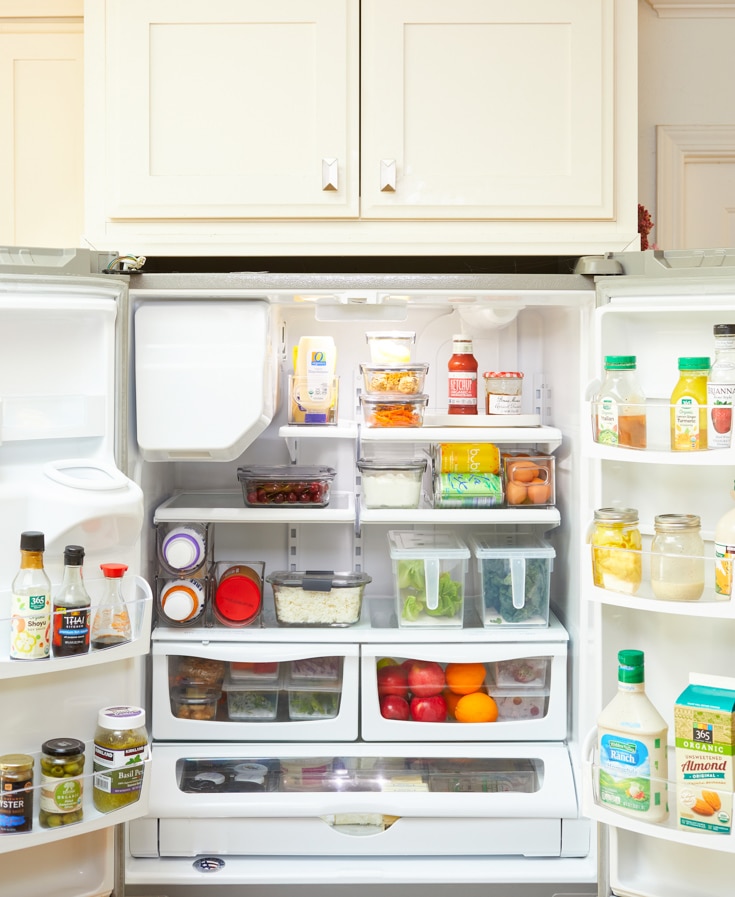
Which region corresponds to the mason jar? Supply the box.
[650,513,705,601]
[590,507,642,595]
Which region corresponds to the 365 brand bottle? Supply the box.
[707,324,735,449]
[52,545,91,657]
[10,531,52,660]
[447,335,478,415]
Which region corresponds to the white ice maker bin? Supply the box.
[134,300,278,461]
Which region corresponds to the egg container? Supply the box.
[501,452,555,507]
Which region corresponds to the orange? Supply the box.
[445,662,487,695]
[443,688,462,719]
[454,692,498,723]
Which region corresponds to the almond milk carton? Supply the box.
[675,674,735,834]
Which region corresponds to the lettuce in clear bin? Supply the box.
[482,558,548,623]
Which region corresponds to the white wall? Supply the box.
[638,0,735,248]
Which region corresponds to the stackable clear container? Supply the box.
[360,362,428,396]
[267,570,371,627]
[237,466,336,508]
[360,394,428,428]
[388,530,470,629]
[365,331,416,364]
[286,673,343,721]
[470,532,554,627]
[222,672,281,721]
[357,458,427,509]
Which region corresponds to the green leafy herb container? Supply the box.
[387,530,470,629]
[286,676,342,720]
[469,532,554,627]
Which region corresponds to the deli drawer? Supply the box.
[137,741,584,859]
[151,641,359,741]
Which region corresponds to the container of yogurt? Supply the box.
[356,458,427,509]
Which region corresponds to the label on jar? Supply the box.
[486,392,522,415]
[447,372,477,410]
[40,773,83,814]
[0,778,33,832]
[93,742,148,797]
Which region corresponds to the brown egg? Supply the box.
[527,479,551,504]
[507,460,539,483]
[505,481,528,505]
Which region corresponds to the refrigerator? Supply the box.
[0,246,733,897]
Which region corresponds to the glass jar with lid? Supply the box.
[93,705,148,812]
[0,754,34,833]
[590,508,642,595]
[39,737,85,827]
[650,513,705,601]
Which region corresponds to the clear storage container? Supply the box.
[360,394,428,428]
[502,452,555,507]
[357,458,427,509]
[470,532,554,627]
[487,685,549,721]
[267,570,371,627]
[388,530,470,629]
[492,657,550,689]
[237,466,336,508]
[365,331,415,364]
[223,673,280,721]
[170,685,221,720]
[286,675,342,721]
[360,363,428,396]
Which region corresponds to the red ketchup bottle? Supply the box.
[447,335,478,415]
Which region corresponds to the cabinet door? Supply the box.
[361,0,622,221]
[89,0,358,220]
[0,10,83,246]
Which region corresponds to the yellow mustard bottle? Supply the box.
[670,356,710,451]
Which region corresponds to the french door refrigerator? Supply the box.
[0,246,733,897]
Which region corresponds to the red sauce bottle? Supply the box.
[448,335,478,415]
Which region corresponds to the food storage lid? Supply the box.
[360,393,428,405]
[357,458,427,472]
[603,355,637,370]
[229,660,280,681]
[714,323,735,336]
[214,569,262,624]
[237,465,336,482]
[41,737,85,757]
[483,371,524,379]
[171,685,222,704]
[653,513,702,532]
[290,656,341,680]
[387,529,470,558]
[97,705,146,729]
[161,526,206,571]
[593,507,639,524]
[286,674,343,692]
[160,579,205,622]
[677,356,710,371]
[266,570,372,590]
[469,532,555,560]
[222,672,281,693]
[360,362,429,373]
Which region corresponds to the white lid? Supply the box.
[161,583,201,621]
[387,529,470,559]
[97,705,146,729]
[469,532,555,559]
[162,527,205,570]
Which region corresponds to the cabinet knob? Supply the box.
[380,159,397,192]
[322,158,339,192]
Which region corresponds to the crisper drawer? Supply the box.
[361,641,567,741]
[151,642,359,740]
[135,742,583,859]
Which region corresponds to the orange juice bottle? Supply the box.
[670,356,710,451]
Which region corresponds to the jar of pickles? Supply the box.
[39,738,85,828]
[590,508,642,595]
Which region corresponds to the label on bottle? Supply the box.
[596,397,621,445]
[599,733,661,813]
[448,372,477,411]
[673,397,702,450]
[714,541,735,597]
[93,742,148,799]
[0,777,33,832]
[53,606,91,654]
[707,382,735,449]
[10,591,51,660]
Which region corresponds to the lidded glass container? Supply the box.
[590,508,642,595]
[650,513,705,602]
[39,737,85,827]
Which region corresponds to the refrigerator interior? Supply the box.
[582,272,735,897]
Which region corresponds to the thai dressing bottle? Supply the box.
[597,649,668,822]
[670,356,710,451]
[594,355,647,448]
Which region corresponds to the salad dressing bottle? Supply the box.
[597,649,668,822]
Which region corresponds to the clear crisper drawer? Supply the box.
[151,642,358,741]
[138,742,581,859]
[361,642,567,742]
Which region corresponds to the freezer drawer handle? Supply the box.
[322,158,339,191]
[192,857,226,873]
[380,159,397,192]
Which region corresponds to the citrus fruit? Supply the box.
[442,688,462,719]
[445,662,487,695]
[376,657,397,669]
[454,692,498,723]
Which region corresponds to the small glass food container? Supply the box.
[650,513,705,601]
[39,737,85,828]
[357,457,427,509]
[590,507,642,595]
[229,660,280,681]
[365,331,415,364]
[237,465,336,507]
[170,685,221,720]
[483,371,524,414]
[267,570,371,627]
[360,394,428,428]
[360,363,428,396]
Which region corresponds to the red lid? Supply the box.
[214,575,261,624]
[100,563,128,578]
[482,371,524,378]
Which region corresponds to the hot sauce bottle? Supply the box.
[447,335,478,415]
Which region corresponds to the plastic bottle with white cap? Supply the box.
[159,578,206,625]
[160,525,207,574]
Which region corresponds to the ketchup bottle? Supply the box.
[448,335,478,415]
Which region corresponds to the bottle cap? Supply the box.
[594,507,639,524]
[41,737,85,757]
[677,356,710,370]
[714,324,735,336]
[161,527,206,572]
[20,531,45,552]
[100,563,128,578]
[64,545,85,565]
[161,580,204,622]
[604,355,637,370]
[214,567,262,625]
[97,705,146,730]
[617,649,644,684]
[654,513,701,531]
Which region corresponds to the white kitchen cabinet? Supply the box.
[0,2,84,247]
[84,0,638,256]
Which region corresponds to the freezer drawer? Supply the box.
[151,641,359,740]
[361,642,567,741]
[137,742,582,859]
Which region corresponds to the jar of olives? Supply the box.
[93,706,148,813]
[39,738,85,828]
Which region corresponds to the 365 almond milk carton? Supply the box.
[675,674,735,834]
